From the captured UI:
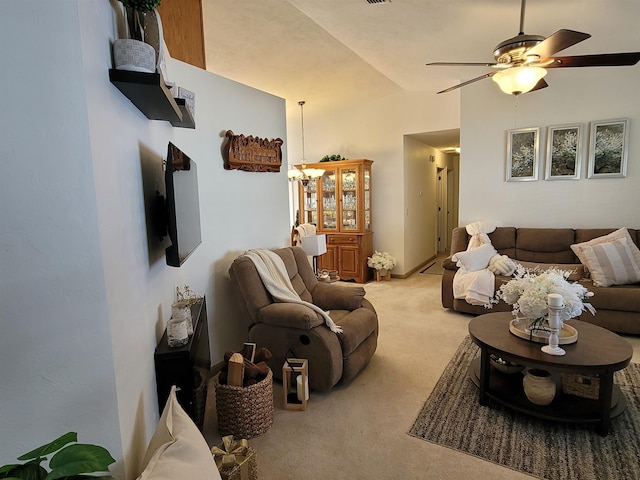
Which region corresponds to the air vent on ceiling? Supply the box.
[366,0,390,4]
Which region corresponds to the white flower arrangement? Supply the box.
[491,264,596,322]
[367,251,397,271]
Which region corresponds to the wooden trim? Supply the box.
[157,0,206,69]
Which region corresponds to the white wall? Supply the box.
[403,136,438,270]
[459,67,640,228]
[1,1,289,478]
[0,0,121,468]
[286,91,460,274]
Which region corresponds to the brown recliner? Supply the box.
[228,246,378,392]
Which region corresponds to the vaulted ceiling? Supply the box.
[201,0,640,149]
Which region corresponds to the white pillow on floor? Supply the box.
[137,386,221,480]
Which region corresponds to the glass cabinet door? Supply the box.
[364,167,371,231]
[341,168,357,231]
[321,169,337,230]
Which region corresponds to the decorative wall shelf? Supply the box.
[109,69,195,129]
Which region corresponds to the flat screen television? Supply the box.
[159,142,202,267]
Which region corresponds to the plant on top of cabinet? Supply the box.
[320,154,346,162]
[119,0,161,41]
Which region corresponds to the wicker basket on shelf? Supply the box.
[214,369,274,438]
[561,373,600,400]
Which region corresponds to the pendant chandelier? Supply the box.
[288,101,324,186]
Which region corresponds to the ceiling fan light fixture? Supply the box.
[492,66,547,95]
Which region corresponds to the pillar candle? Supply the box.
[296,375,309,402]
[548,293,564,307]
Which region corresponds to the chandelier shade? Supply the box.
[492,66,547,95]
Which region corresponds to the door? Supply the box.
[436,167,448,253]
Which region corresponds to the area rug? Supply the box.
[408,336,640,480]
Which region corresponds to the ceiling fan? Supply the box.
[427,0,640,95]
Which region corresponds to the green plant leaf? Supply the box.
[45,445,114,480]
[0,462,47,480]
[17,433,77,461]
[0,464,20,475]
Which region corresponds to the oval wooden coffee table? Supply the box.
[468,312,633,436]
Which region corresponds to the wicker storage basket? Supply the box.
[561,373,600,400]
[214,369,274,438]
[193,367,209,429]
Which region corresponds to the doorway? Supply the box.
[436,167,447,253]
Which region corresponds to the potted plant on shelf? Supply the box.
[320,154,346,162]
[113,0,162,74]
[367,251,396,281]
[0,431,115,479]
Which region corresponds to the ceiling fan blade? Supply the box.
[527,29,591,59]
[543,52,640,68]
[436,72,496,94]
[528,78,548,92]
[427,61,498,67]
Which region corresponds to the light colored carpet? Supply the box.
[203,272,640,479]
[410,336,640,480]
[420,253,446,275]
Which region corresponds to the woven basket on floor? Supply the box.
[214,369,274,439]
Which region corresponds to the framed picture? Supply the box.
[507,127,539,181]
[545,124,583,180]
[587,118,629,178]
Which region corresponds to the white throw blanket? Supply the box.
[452,221,499,306]
[292,223,316,246]
[243,249,343,333]
[466,221,497,249]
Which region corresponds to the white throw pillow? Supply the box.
[137,386,222,480]
[572,237,640,287]
[452,243,498,272]
[571,228,640,286]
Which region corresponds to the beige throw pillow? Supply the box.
[572,236,640,287]
[137,386,222,480]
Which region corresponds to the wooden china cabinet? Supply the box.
[298,159,373,283]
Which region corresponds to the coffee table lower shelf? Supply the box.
[468,356,626,430]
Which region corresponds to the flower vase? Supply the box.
[524,317,551,338]
[375,269,390,281]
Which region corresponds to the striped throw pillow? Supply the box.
[574,237,640,287]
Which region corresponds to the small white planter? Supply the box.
[113,38,156,73]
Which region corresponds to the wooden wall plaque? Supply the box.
[223,130,283,172]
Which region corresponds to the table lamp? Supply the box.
[301,234,327,276]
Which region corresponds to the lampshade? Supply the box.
[301,234,327,256]
[492,66,547,95]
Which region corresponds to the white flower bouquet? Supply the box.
[492,264,596,322]
[367,251,397,271]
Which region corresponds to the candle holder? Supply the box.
[542,294,566,356]
[282,358,308,411]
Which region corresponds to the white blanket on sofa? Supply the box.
[452,222,499,306]
[243,248,342,333]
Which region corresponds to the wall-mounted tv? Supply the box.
[158,142,202,267]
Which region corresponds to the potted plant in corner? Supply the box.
[113,0,162,74]
[367,251,396,281]
[0,431,115,479]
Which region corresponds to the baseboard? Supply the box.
[393,255,437,279]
